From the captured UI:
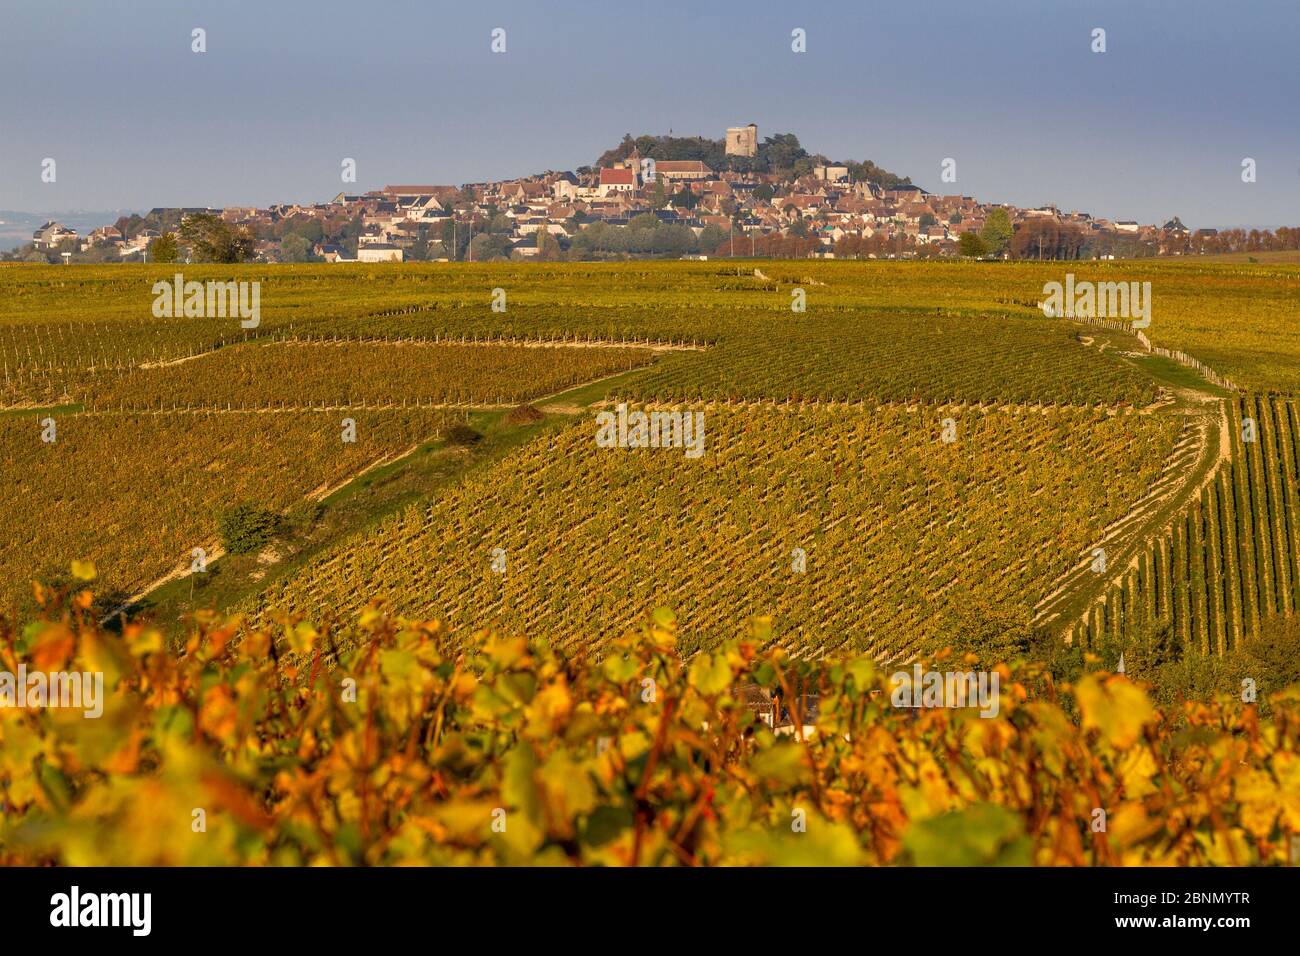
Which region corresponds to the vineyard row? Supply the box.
[1076,395,1300,652]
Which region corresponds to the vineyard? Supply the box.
[620,313,1156,407]
[2,259,1300,871]
[5,260,1297,408]
[79,339,657,410]
[4,259,1295,388]
[250,404,1179,660]
[0,408,462,616]
[0,302,664,619]
[1076,395,1300,654]
[2,259,1298,673]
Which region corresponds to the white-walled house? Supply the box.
[598,168,636,196]
[357,243,403,262]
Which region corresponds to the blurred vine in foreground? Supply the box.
[1,573,1297,866]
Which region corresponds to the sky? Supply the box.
[1,0,1296,229]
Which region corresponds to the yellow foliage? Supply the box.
[0,593,1296,867]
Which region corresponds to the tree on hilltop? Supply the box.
[593,131,912,186]
[844,159,913,189]
[148,232,180,263]
[980,208,1013,258]
[279,233,312,263]
[179,213,255,263]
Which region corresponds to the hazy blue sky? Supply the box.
[2,0,1296,227]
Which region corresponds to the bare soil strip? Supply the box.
[138,352,212,369]
[591,396,1154,415]
[271,336,706,352]
[101,542,227,625]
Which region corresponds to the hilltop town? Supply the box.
[11,126,1293,264]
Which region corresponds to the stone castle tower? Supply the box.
[620,145,644,185]
[725,124,758,158]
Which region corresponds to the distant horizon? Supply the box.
[1,131,1296,240]
[2,185,1293,237]
[0,114,1294,235]
[2,0,1296,229]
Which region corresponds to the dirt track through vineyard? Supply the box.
[95,360,647,620]
[98,442,423,625]
[272,335,708,352]
[97,320,1240,646]
[1031,340,1235,641]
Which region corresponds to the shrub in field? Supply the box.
[443,424,483,446]
[504,404,545,426]
[1,577,1297,866]
[0,410,458,614]
[218,504,284,555]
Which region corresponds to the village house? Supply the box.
[550,174,580,202]
[362,201,404,230]
[313,242,347,263]
[781,195,824,218]
[28,120,1178,265]
[382,185,459,203]
[32,221,78,249]
[598,167,637,196]
[813,164,850,183]
[405,196,450,222]
[356,242,403,263]
[653,160,713,183]
[1022,205,1060,220]
[85,225,123,247]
